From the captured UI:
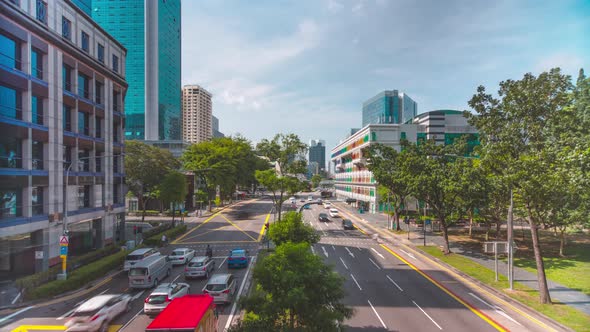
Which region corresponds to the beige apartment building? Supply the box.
[182,85,212,143]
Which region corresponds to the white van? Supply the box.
[123,248,159,271]
[128,255,172,289]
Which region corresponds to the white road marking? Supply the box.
[345,247,355,258]
[371,247,385,259]
[357,246,362,251]
[369,257,382,270]
[131,290,145,302]
[368,300,387,329]
[339,257,349,270]
[121,308,144,330]
[413,300,442,330]
[386,275,404,291]
[350,273,362,291]
[57,299,86,320]
[218,257,228,269]
[311,246,316,255]
[0,306,34,324]
[224,256,257,331]
[322,246,329,258]
[11,292,21,304]
[172,274,181,282]
[469,292,521,326]
[400,249,416,260]
[99,288,110,295]
[332,245,336,251]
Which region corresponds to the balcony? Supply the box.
[353,157,368,168]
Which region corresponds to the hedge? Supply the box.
[142,223,174,239]
[25,249,129,300]
[143,225,187,246]
[129,210,189,217]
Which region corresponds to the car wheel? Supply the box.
[99,321,108,332]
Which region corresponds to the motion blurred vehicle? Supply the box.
[65,294,131,332]
[144,283,190,317]
[145,295,217,332]
[342,219,354,230]
[227,249,248,268]
[169,248,195,265]
[123,248,159,271]
[185,256,216,279]
[318,213,330,222]
[202,273,237,304]
[329,208,340,218]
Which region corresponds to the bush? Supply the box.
[142,223,173,239]
[143,225,187,246]
[25,249,128,300]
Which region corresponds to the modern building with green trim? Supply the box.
[92,0,181,141]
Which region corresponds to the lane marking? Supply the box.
[357,246,362,251]
[367,300,387,329]
[386,275,404,291]
[339,257,349,270]
[11,292,21,305]
[322,246,329,258]
[413,300,442,330]
[332,245,336,251]
[369,257,382,270]
[131,290,145,301]
[10,325,65,331]
[225,256,257,331]
[345,247,355,258]
[400,249,416,260]
[218,257,228,269]
[311,246,316,255]
[469,293,522,326]
[220,214,258,241]
[379,244,507,332]
[172,274,181,283]
[0,306,34,324]
[120,308,144,330]
[172,212,220,244]
[256,212,271,242]
[371,247,385,259]
[350,273,362,291]
[99,288,110,295]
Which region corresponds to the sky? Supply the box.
[181,0,589,157]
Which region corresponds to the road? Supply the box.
[1,198,271,332]
[302,195,559,332]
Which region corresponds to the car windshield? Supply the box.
[146,295,167,304]
[189,261,203,267]
[319,213,327,217]
[171,251,183,256]
[126,254,143,261]
[206,284,227,292]
[129,267,147,276]
[230,250,245,257]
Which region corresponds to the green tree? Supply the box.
[311,174,322,189]
[159,171,188,223]
[256,133,308,175]
[125,141,178,222]
[468,68,574,304]
[233,242,352,331]
[268,211,320,246]
[255,169,302,221]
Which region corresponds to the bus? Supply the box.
[145,294,217,332]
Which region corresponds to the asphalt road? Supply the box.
[1,198,271,332]
[301,195,557,332]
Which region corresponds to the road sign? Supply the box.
[35,251,44,259]
[60,246,68,256]
[59,235,69,245]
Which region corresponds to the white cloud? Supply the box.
[327,0,343,12]
[535,53,584,76]
[352,0,365,13]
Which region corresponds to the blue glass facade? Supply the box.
[362,90,417,127]
[92,0,181,141]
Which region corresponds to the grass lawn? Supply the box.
[419,246,590,332]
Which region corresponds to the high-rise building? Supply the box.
[182,85,212,143]
[212,115,225,138]
[1,0,127,275]
[362,90,417,127]
[309,139,326,173]
[71,0,92,15]
[92,0,181,141]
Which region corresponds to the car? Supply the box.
[228,249,248,268]
[144,283,190,317]
[329,208,340,218]
[169,248,195,265]
[307,196,313,201]
[202,273,237,304]
[289,196,296,204]
[300,198,305,202]
[65,294,131,332]
[123,248,159,271]
[185,256,216,279]
[303,204,311,210]
[323,202,332,209]
[318,213,330,222]
[342,219,354,230]
[317,198,323,204]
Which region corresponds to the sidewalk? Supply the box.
[333,201,590,316]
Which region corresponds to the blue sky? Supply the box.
[181,0,589,155]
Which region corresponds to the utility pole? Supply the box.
[507,188,514,290]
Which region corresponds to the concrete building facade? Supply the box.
[0,0,127,276]
[182,84,212,144]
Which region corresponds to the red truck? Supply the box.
[145,294,218,332]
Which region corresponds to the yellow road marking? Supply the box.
[108,325,122,332]
[257,213,271,242]
[178,240,258,244]
[353,224,368,235]
[379,244,507,332]
[184,224,238,239]
[220,214,258,241]
[172,212,220,244]
[11,326,66,332]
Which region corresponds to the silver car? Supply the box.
[143,282,190,317]
[202,273,237,304]
[65,294,131,332]
[169,248,196,265]
[185,256,216,279]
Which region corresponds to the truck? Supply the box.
[145,294,218,332]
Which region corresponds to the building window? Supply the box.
[95,152,102,172]
[62,16,71,40]
[0,85,22,120]
[78,149,90,172]
[31,47,43,79]
[31,95,43,125]
[112,54,118,73]
[95,117,102,138]
[78,73,89,99]
[81,31,89,52]
[0,188,22,219]
[36,0,47,24]
[97,43,104,63]
[63,105,72,131]
[78,185,91,208]
[78,111,89,135]
[62,64,72,92]
[95,81,103,104]
[0,32,22,71]
[113,155,119,173]
[32,141,43,170]
[113,90,120,112]
[63,146,72,170]
[32,186,44,215]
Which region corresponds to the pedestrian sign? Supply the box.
[60,246,68,256]
[60,235,69,245]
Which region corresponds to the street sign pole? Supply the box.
[507,189,514,290]
[494,242,498,282]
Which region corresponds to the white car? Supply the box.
[65,294,131,332]
[307,196,313,201]
[323,202,332,209]
[329,208,340,218]
[289,196,296,204]
[169,248,195,265]
[144,282,190,317]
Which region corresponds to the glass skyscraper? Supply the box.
[309,139,326,172]
[92,0,181,141]
[362,90,417,127]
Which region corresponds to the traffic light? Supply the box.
[133,225,137,234]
